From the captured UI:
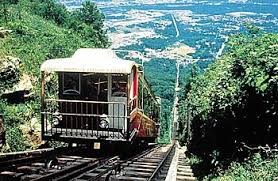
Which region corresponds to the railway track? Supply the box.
[0,144,176,181]
[110,144,175,181]
[0,147,117,181]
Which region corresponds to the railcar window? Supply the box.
[84,74,108,101]
[143,94,153,117]
[62,73,80,95]
[112,74,127,97]
[139,76,160,120]
[138,80,143,109]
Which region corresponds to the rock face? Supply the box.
[0,56,21,84]
[2,74,34,103]
[0,27,12,38]
[20,118,43,149]
[0,56,33,103]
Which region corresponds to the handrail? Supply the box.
[128,128,138,141]
[42,112,129,119]
[45,98,126,105]
[128,95,137,104]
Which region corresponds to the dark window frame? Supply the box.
[62,72,81,96]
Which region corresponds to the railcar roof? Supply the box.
[40,48,137,74]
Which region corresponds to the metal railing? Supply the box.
[41,99,129,141]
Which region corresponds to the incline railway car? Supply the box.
[40,48,160,146]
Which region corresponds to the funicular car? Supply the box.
[40,49,160,146]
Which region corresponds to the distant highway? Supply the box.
[171,14,180,38]
[216,36,228,58]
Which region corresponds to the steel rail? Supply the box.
[0,148,55,157]
[76,156,120,181]
[75,146,158,181]
[32,158,99,181]
[148,144,175,181]
[0,148,57,172]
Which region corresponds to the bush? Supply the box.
[27,0,69,26]
[205,153,278,181]
[6,126,26,152]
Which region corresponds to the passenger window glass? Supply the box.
[112,75,127,97]
[63,73,80,95]
[84,74,108,101]
[138,79,143,109]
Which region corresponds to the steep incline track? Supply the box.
[0,147,114,181]
[110,144,175,181]
[0,144,180,181]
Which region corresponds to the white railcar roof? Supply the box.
[40,48,137,74]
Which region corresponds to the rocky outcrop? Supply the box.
[0,56,21,84]
[0,27,12,38]
[20,117,43,149]
[2,74,34,103]
[0,56,34,103]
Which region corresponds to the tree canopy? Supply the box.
[180,31,278,163]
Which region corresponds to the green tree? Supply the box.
[0,0,17,24]
[76,1,105,31]
[69,1,108,47]
[28,0,69,26]
[181,31,278,165]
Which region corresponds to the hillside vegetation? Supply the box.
[144,58,176,143]
[0,0,108,152]
[206,153,278,180]
[179,27,278,179]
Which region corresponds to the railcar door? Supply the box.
[83,73,108,130]
[58,72,109,130]
[108,74,128,131]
